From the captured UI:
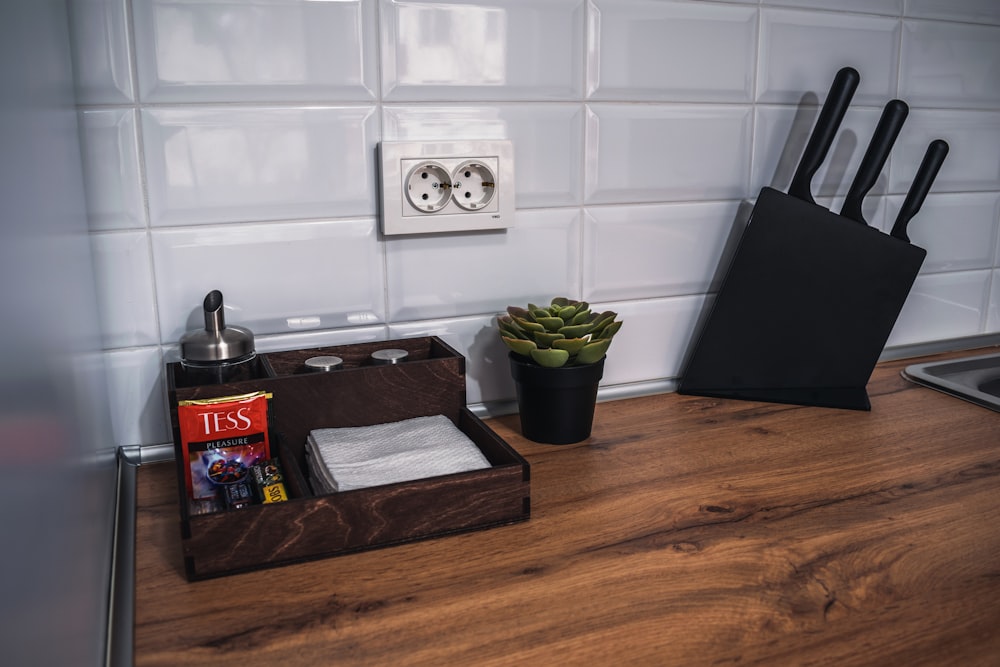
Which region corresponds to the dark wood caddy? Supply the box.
[167,336,530,580]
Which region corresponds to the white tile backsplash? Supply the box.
[68,0,133,104]
[78,109,144,231]
[757,9,900,105]
[385,208,581,321]
[883,192,1000,273]
[151,218,385,342]
[66,0,1000,447]
[887,270,992,346]
[132,0,378,102]
[763,0,903,15]
[380,0,585,101]
[583,201,745,301]
[91,231,159,349]
[104,347,170,448]
[905,0,1000,25]
[142,106,378,226]
[900,20,1000,111]
[585,103,753,204]
[587,1,757,103]
[886,109,1000,194]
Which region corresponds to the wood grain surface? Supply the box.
[134,350,1000,666]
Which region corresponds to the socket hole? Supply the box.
[421,193,429,200]
[464,170,472,178]
[464,192,471,198]
[421,172,428,179]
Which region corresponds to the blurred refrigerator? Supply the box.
[0,2,120,665]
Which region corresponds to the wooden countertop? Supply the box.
[134,350,1000,666]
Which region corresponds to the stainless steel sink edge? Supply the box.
[902,351,1000,413]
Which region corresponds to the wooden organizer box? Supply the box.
[166,336,530,581]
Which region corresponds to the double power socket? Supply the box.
[379,140,514,235]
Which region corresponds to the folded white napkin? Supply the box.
[305,415,491,493]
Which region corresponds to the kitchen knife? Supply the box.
[840,99,909,225]
[890,139,949,242]
[788,67,861,205]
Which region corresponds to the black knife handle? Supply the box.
[890,139,949,242]
[788,66,861,205]
[840,99,908,225]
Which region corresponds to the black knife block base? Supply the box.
[678,187,926,411]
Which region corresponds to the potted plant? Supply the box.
[497,297,622,444]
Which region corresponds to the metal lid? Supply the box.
[179,290,255,364]
[370,348,409,365]
[304,355,344,372]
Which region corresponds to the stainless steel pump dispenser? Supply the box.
[180,290,255,383]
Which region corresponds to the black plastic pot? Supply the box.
[509,353,605,445]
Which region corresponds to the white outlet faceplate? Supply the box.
[379,140,514,235]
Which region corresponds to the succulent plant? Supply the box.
[497,297,623,368]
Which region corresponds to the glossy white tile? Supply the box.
[151,218,385,343]
[142,106,378,226]
[91,232,159,349]
[385,208,581,322]
[905,0,1000,25]
[68,0,133,103]
[757,9,900,105]
[584,201,745,302]
[383,103,584,208]
[132,0,377,102]
[587,0,756,102]
[78,109,144,231]
[597,296,709,385]
[586,104,752,204]
[900,20,1000,111]
[104,347,171,447]
[988,271,1000,332]
[753,105,894,200]
[380,0,585,101]
[887,270,991,346]
[884,192,1000,273]
[390,314,507,405]
[887,110,1000,195]
[762,0,903,15]
[254,326,389,355]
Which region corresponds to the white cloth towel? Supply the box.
[305,415,491,493]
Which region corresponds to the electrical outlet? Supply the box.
[379,140,514,235]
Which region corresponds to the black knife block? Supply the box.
[677,187,925,411]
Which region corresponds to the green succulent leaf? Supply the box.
[535,316,565,332]
[557,323,594,339]
[589,314,618,335]
[501,336,537,356]
[512,315,545,333]
[533,331,566,347]
[507,306,531,320]
[570,309,592,325]
[530,348,570,368]
[599,320,623,339]
[550,297,570,308]
[556,305,577,320]
[499,320,529,339]
[530,308,550,320]
[575,338,610,365]
[552,337,588,356]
